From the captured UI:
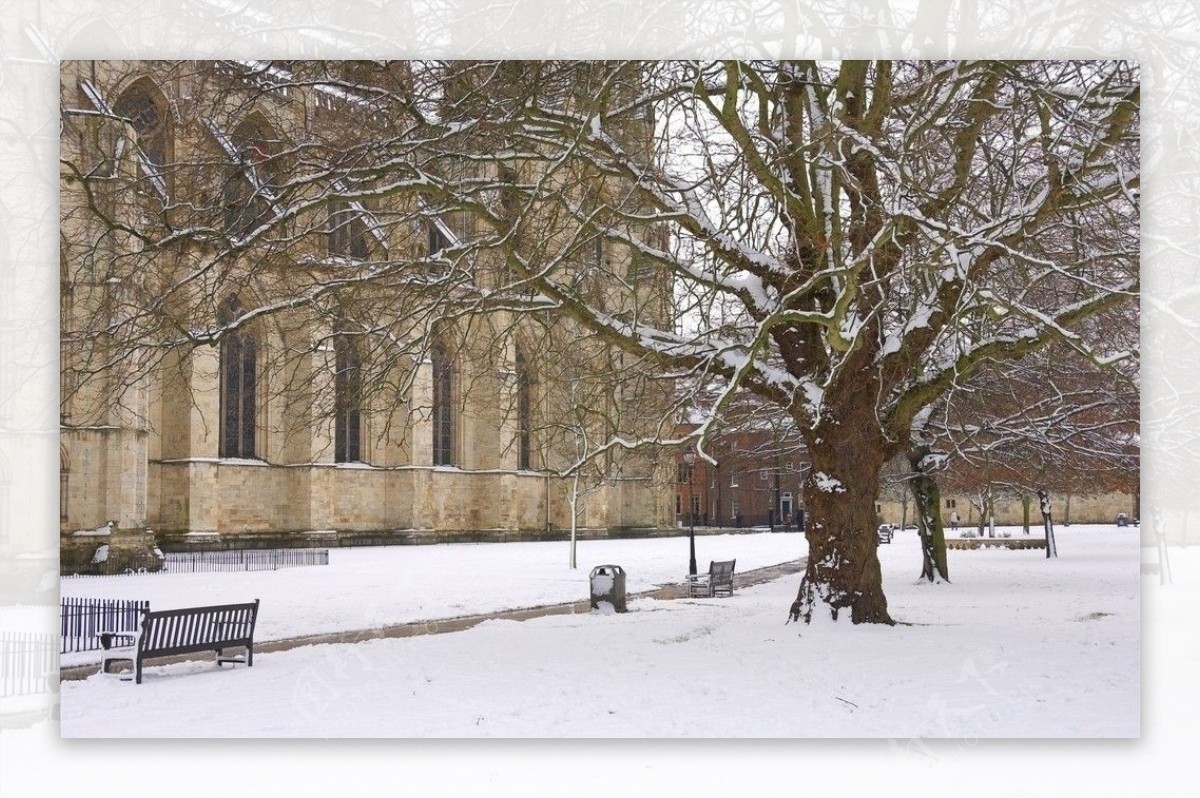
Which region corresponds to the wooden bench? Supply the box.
[99,599,260,684]
[687,559,736,598]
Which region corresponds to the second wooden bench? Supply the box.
[687,559,736,598]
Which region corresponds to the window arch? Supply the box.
[113,79,169,177]
[334,333,363,463]
[431,342,455,466]
[223,116,282,236]
[219,296,258,459]
[515,347,532,471]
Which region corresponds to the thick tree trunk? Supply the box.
[907,447,950,583]
[790,422,894,625]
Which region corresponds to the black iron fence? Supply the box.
[338,534,408,548]
[60,597,149,654]
[1,631,57,697]
[161,548,329,573]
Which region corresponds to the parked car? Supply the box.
[876,524,895,544]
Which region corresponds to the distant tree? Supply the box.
[936,346,1139,524]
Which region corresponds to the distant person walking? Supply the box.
[950,510,959,530]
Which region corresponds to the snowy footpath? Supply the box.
[52,525,1140,738]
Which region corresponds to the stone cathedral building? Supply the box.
[59,60,674,568]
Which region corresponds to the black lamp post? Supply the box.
[683,450,697,576]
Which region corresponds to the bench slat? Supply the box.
[100,599,259,684]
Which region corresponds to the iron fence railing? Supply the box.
[160,548,329,573]
[1,631,57,697]
[59,597,149,654]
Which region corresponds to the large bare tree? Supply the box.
[62,59,1138,625]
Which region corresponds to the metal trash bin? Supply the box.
[589,564,627,613]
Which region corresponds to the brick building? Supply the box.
[674,424,808,530]
[676,423,1136,532]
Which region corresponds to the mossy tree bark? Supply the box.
[908,445,950,583]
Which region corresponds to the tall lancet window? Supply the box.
[431,343,455,466]
[219,296,257,459]
[334,334,363,463]
[515,348,531,471]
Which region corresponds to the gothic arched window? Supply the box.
[219,296,258,459]
[334,334,363,463]
[515,348,532,471]
[431,343,455,466]
[223,118,281,237]
[114,81,167,170]
[113,79,169,195]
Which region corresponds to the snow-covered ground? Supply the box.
[9,524,1199,796]
[44,525,1140,738]
[58,531,807,662]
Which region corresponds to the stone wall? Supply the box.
[877,490,1138,528]
[59,524,163,575]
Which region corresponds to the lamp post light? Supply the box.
[683,450,697,576]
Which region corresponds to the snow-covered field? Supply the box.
[58,531,807,660]
[47,525,1140,738]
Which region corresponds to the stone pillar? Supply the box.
[185,461,221,538]
[98,428,148,529]
[411,356,434,467]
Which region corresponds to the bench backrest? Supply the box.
[138,600,259,656]
[710,559,736,583]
